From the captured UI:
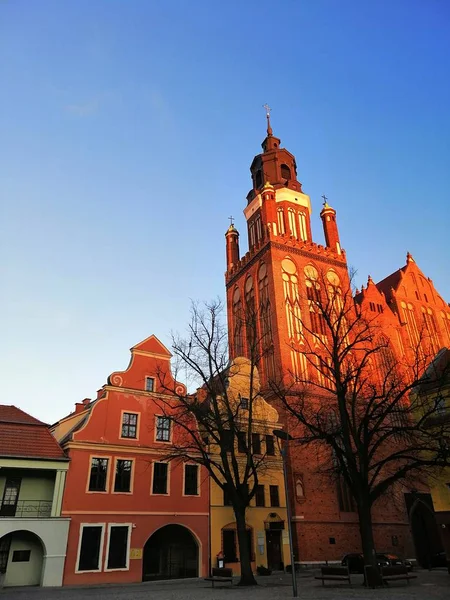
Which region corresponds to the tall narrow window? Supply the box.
[145,377,155,392]
[89,458,109,492]
[237,431,247,453]
[401,302,420,348]
[152,462,168,494]
[277,208,285,235]
[233,287,244,356]
[223,529,237,562]
[114,460,132,493]
[184,464,199,496]
[291,349,307,381]
[306,281,326,336]
[252,433,261,455]
[78,526,103,572]
[422,307,440,355]
[255,484,265,507]
[269,485,280,507]
[337,477,356,512]
[287,208,297,238]
[0,479,21,517]
[255,216,262,241]
[259,262,274,379]
[223,483,233,506]
[441,311,450,342]
[265,435,275,456]
[107,525,130,570]
[245,277,256,354]
[155,416,171,442]
[298,212,308,241]
[121,413,138,438]
[282,258,302,341]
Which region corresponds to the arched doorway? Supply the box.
[142,525,199,581]
[405,493,444,568]
[0,530,45,587]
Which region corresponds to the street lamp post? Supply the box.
[273,429,298,598]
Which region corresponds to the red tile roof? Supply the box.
[0,405,67,460]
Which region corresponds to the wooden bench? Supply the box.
[381,565,417,585]
[315,566,351,586]
[204,567,233,587]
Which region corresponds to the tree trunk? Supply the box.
[357,499,382,587]
[234,504,257,586]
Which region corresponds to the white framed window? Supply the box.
[145,377,155,392]
[76,523,105,573]
[104,523,132,572]
[155,416,171,442]
[88,457,110,493]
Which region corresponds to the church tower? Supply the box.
[225,109,349,389]
[224,111,418,564]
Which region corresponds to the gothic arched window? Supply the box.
[255,170,262,189]
[422,306,440,355]
[245,276,255,354]
[282,258,302,342]
[232,287,244,357]
[304,265,326,337]
[277,208,285,235]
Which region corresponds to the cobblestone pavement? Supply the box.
[0,570,448,600]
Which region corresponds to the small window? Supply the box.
[152,462,168,494]
[12,550,30,562]
[121,413,138,439]
[107,525,129,570]
[114,459,132,493]
[223,529,237,562]
[255,484,265,507]
[269,485,280,507]
[145,377,155,392]
[266,435,275,456]
[184,464,199,496]
[89,458,109,492]
[78,526,103,571]
[424,293,428,302]
[237,431,247,453]
[252,433,261,455]
[255,169,262,189]
[156,416,171,442]
[329,537,336,545]
[223,483,233,506]
[240,396,249,409]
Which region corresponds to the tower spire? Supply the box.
[263,104,273,136]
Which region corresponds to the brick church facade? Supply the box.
[224,112,450,563]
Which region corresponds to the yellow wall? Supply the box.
[210,459,291,574]
[430,473,450,513]
[208,357,292,574]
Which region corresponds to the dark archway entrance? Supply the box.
[142,525,199,581]
[405,492,444,568]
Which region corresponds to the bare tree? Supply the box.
[155,299,275,586]
[269,269,450,581]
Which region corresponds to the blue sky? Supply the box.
[1,0,449,424]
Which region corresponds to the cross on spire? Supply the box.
[321,194,329,206]
[263,103,273,136]
[228,215,234,226]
